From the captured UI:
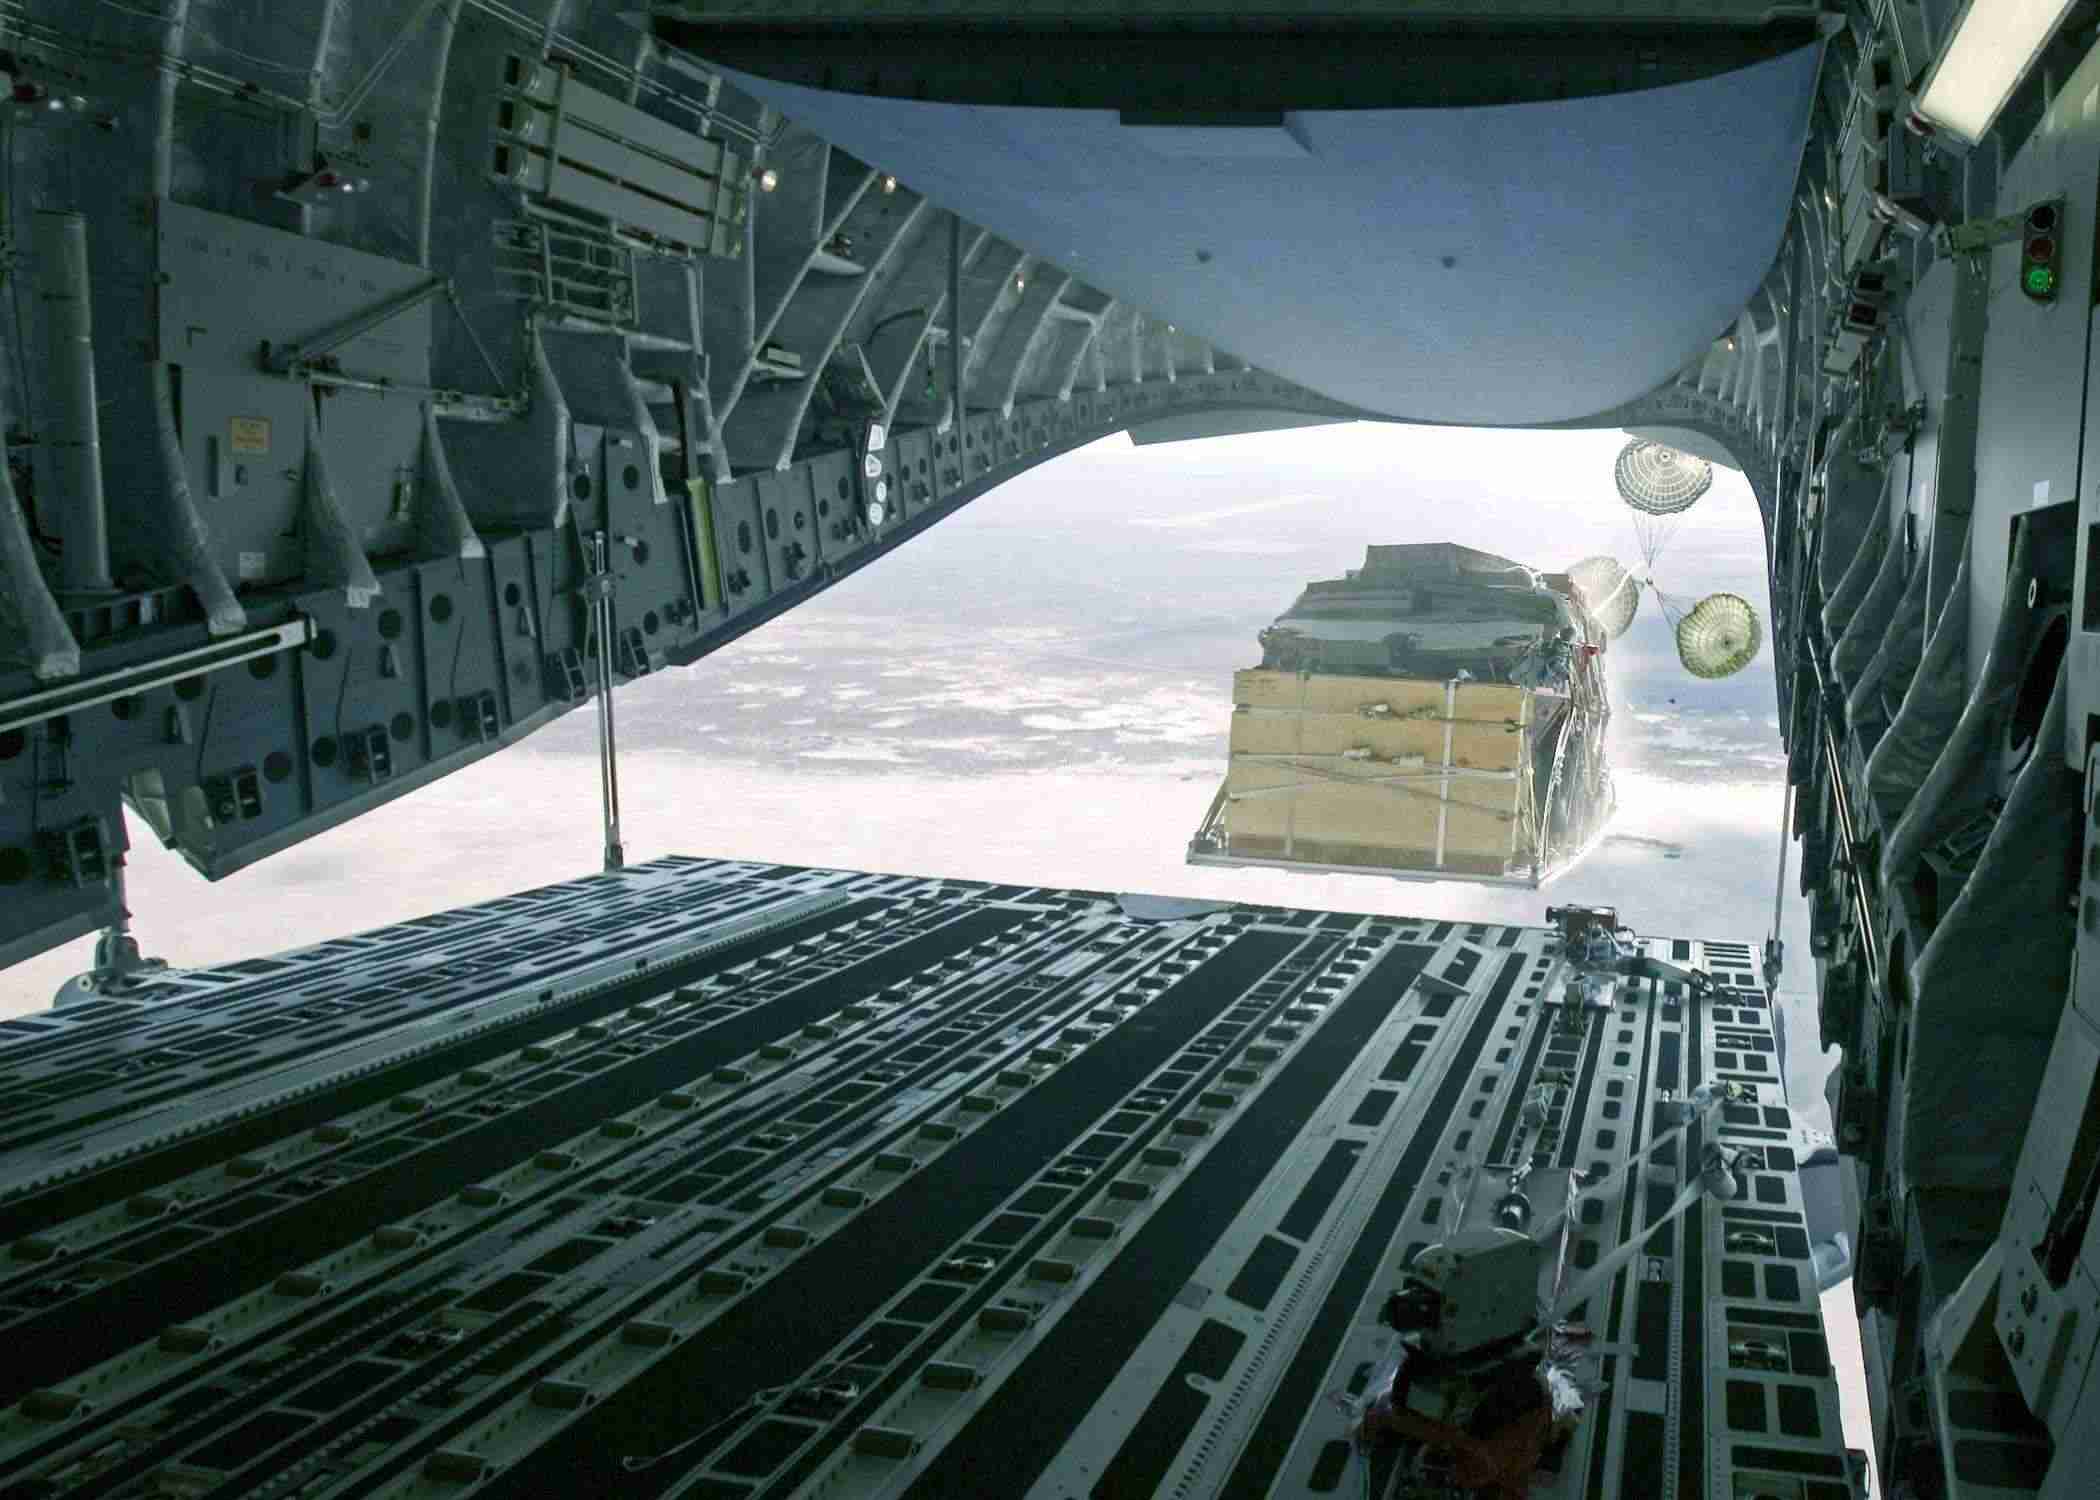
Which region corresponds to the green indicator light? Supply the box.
[2025,264,2058,297]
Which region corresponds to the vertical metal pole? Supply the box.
[948,212,963,433]
[33,212,112,592]
[1771,219,1806,698]
[1764,781,1793,992]
[592,532,625,870]
[1771,782,1792,939]
[1777,222,1803,515]
[1434,679,1455,869]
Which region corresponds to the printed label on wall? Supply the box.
[229,416,272,455]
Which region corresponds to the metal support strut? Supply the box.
[53,860,168,1004]
[33,211,112,593]
[589,530,625,870]
[1765,781,1791,991]
[947,211,963,433]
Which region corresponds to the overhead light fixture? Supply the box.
[757,166,778,192]
[1913,0,2080,146]
[880,173,897,194]
[1013,273,1025,291]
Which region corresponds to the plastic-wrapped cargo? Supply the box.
[1189,545,1613,887]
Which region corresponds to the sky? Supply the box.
[6,421,1820,1089]
[0,420,1872,1486]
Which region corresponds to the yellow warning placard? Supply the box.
[229,416,271,454]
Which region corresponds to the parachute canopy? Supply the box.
[1615,440,1713,516]
[1566,556,1640,640]
[1674,593,1763,679]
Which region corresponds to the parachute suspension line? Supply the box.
[1570,442,1764,683]
[1616,437,1713,578]
[1566,556,1639,640]
[1632,511,1677,575]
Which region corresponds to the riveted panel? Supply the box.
[1046,392,1081,444]
[964,412,1001,481]
[929,425,964,498]
[317,387,425,563]
[891,428,936,519]
[292,590,370,808]
[601,431,655,525]
[525,530,586,697]
[0,718,125,965]
[567,426,608,537]
[1017,398,1059,456]
[277,579,432,810]
[412,565,463,761]
[155,201,433,589]
[709,476,769,615]
[600,430,694,672]
[413,560,510,756]
[754,468,819,593]
[182,687,305,860]
[643,499,708,659]
[806,449,873,562]
[485,536,549,725]
[382,583,434,786]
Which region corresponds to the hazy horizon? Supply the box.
[6,421,1817,1080]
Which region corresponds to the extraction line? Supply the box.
[1527,1083,1730,1248]
[1545,1178,1705,1323]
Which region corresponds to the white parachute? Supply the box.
[1573,441,1760,680]
[1671,592,1764,679]
[1566,556,1640,640]
[1614,439,1713,516]
[1616,440,1714,577]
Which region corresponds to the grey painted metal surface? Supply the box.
[0,0,1364,969]
[30,212,109,593]
[0,2,2095,1493]
[693,48,1824,426]
[0,858,1847,1500]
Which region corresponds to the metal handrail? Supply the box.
[1810,651,1885,988]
